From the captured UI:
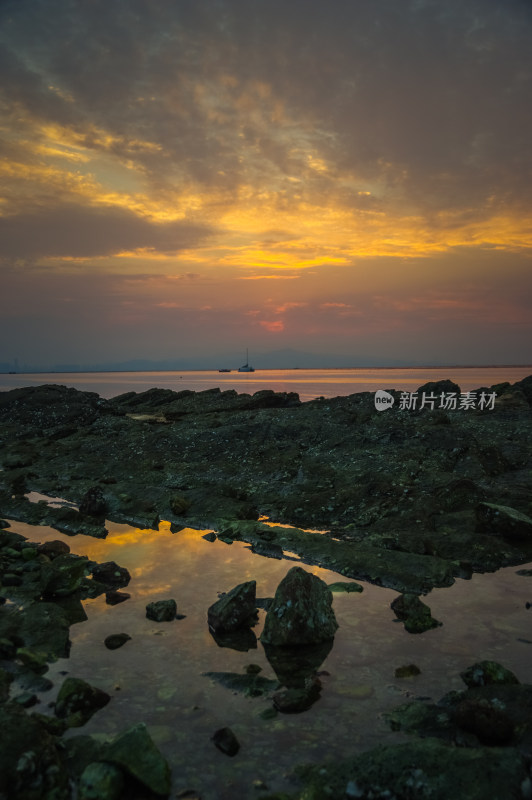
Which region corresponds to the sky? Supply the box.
[1,0,531,369]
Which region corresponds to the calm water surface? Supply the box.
[1,366,531,401]
[6,517,532,799]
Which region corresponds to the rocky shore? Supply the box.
[1,377,531,798]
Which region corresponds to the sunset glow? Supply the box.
[1,0,531,368]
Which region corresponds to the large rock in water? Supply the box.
[261,567,338,646]
[208,580,257,633]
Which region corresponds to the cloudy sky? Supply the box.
[1,0,531,369]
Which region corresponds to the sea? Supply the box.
[1,365,531,401]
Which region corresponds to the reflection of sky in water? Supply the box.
[8,519,532,800]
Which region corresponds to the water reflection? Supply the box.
[5,518,532,799]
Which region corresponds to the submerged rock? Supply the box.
[391,593,442,634]
[212,726,240,757]
[273,675,322,713]
[146,598,177,621]
[207,580,257,634]
[261,567,338,646]
[104,633,131,650]
[395,663,422,678]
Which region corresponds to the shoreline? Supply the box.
[1,375,532,798]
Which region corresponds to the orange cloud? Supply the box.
[259,320,285,332]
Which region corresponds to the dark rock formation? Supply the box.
[261,567,338,646]
[207,580,257,634]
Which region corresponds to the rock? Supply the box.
[261,567,338,646]
[79,486,108,517]
[207,580,257,634]
[395,664,422,678]
[212,726,240,756]
[295,737,529,799]
[273,675,322,713]
[91,561,131,587]
[203,670,278,697]
[452,697,515,745]
[105,722,172,795]
[41,553,90,597]
[460,660,519,687]
[202,531,217,542]
[79,762,124,800]
[328,581,364,593]
[391,593,442,634]
[251,541,284,559]
[104,633,131,650]
[416,378,462,397]
[146,598,177,621]
[15,647,49,673]
[0,703,70,799]
[105,590,131,605]
[37,539,70,560]
[170,494,191,515]
[55,676,110,725]
[475,502,532,540]
[0,601,71,661]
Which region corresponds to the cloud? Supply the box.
[259,320,285,332]
[0,204,214,259]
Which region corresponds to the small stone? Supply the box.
[328,581,364,593]
[104,633,131,650]
[79,762,124,800]
[395,664,421,678]
[212,726,240,756]
[146,599,177,621]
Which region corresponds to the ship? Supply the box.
[237,349,255,372]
